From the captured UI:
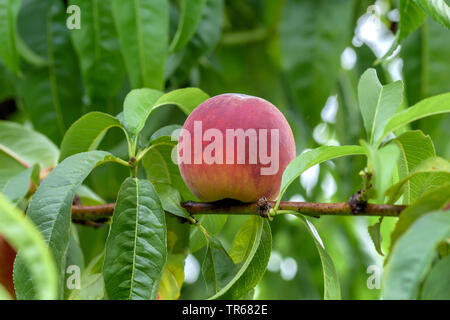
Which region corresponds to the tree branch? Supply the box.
[71,200,406,223]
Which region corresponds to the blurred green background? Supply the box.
[1,0,449,299]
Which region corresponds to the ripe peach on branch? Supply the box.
[177,93,296,203]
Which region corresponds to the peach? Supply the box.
[177,93,295,203]
[0,236,16,299]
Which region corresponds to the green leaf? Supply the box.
[202,235,236,296]
[63,226,85,299]
[421,254,450,299]
[166,0,223,80]
[1,164,39,204]
[59,112,126,161]
[381,93,450,143]
[0,120,59,169]
[0,193,58,300]
[229,217,260,265]
[0,59,15,101]
[153,87,209,115]
[75,185,105,205]
[16,0,83,143]
[402,18,450,105]
[296,215,341,299]
[142,139,195,201]
[68,251,105,300]
[210,217,271,300]
[280,0,355,126]
[385,157,450,204]
[166,214,190,255]
[368,218,384,256]
[15,32,47,67]
[0,0,21,73]
[159,253,186,300]
[398,0,427,41]
[414,0,450,28]
[124,87,209,137]
[189,215,227,253]
[362,142,399,203]
[391,130,436,203]
[358,69,404,145]
[123,88,164,136]
[13,151,119,299]
[388,183,450,256]
[149,124,182,144]
[69,0,125,103]
[277,145,365,208]
[382,210,450,299]
[170,0,207,52]
[111,0,168,89]
[103,178,167,300]
[154,183,189,219]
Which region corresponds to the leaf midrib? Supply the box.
[128,178,139,300]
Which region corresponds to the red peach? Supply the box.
[178,93,295,203]
[0,236,16,299]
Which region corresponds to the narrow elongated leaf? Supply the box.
[277,146,365,208]
[112,0,168,89]
[154,184,189,219]
[381,93,450,142]
[0,193,58,300]
[16,0,83,143]
[368,218,384,256]
[385,157,450,204]
[358,69,404,145]
[210,218,271,300]
[0,59,14,101]
[142,140,195,201]
[414,0,450,28]
[153,87,209,115]
[124,87,209,137]
[103,178,167,300]
[202,236,236,296]
[229,217,260,265]
[166,0,223,80]
[293,215,341,299]
[0,0,20,73]
[70,0,125,103]
[149,124,181,144]
[170,0,207,52]
[391,130,436,203]
[15,32,47,67]
[388,183,450,255]
[280,0,354,126]
[123,88,163,136]
[0,120,59,169]
[1,164,39,204]
[383,210,450,299]
[68,252,105,300]
[398,0,426,41]
[159,254,185,300]
[189,215,228,253]
[63,226,85,299]
[421,255,450,299]
[402,19,450,105]
[363,142,400,203]
[14,151,119,299]
[59,112,126,161]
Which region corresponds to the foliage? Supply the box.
[0,0,449,300]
